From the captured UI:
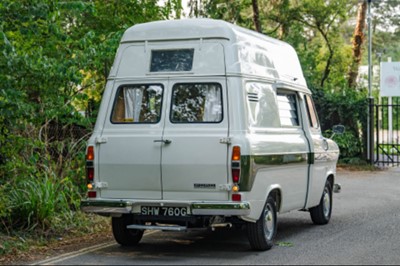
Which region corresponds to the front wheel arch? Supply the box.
[268,188,281,213]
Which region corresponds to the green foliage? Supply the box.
[312,86,368,132]
[0,0,182,247]
[203,0,252,26]
[2,174,80,231]
[327,130,362,160]
[315,86,369,161]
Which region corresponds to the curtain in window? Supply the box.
[124,88,143,122]
[202,85,222,122]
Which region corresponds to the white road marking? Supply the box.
[30,231,158,265]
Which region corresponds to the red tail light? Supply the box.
[87,168,94,181]
[232,169,240,183]
[231,146,241,184]
[231,146,241,201]
[86,146,94,182]
[86,145,95,197]
[87,146,94,161]
[232,194,241,201]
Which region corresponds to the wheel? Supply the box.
[310,181,332,225]
[247,195,277,251]
[112,215,144,246]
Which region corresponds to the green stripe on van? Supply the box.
[239,153,308,191]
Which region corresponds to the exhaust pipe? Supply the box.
[210,223,232,231]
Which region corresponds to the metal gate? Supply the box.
[374,98,400,166]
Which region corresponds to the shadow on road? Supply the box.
[99,213,317,262]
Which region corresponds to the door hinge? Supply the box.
[219,137,231,145]
[95,137,108,144]
[218,184,232,191]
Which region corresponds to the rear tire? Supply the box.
[112,215,144,246]
[310,181,332,225]
[247,195,277,251]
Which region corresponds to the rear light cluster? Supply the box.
[86,146,96,198]
[231,146,241,202]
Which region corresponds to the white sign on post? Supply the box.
[380,62,400,96]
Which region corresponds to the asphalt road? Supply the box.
[33,167,400,265]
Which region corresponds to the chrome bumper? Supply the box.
[81,199,251,216]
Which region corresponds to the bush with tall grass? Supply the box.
[0,118,90,234]
[3,173,80,231]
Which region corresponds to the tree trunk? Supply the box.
[319,29,333,88]
[188,0,201,18]
[252,0,262,33]
[348,1,367,88]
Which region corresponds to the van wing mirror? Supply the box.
[330,125,345,139]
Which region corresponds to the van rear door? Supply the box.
[161,78,229,201]
[97,82,166,199]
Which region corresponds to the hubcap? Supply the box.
[322,187,331,218]
[263,203,275,240]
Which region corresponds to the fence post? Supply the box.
[369,97,375,165]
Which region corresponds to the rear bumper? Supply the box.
[81,199,251,216]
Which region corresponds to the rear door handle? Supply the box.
[154,139,172,144]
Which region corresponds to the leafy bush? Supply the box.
[1,172,81,232]
[312,86,369,162]
[325,129,363,161]
[0,128,89,233]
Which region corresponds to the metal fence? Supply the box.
[374,98,400,166]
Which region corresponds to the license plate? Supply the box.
[140,206,188,217]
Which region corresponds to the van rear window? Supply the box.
[150,49,194,72]
[171,83,222,123]
[111,85,163,123]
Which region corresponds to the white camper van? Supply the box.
[81,19,343,251]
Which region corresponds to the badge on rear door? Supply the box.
[194,183,216,189]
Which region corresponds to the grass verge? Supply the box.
[0,212,111,264]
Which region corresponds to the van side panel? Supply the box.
[226,78,310,221]
[242,130,309,218]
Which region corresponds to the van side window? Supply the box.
[171,83,222,123]
[277,93,299,127]
[304,94,320,129]
[111,85,163,123]
[246,83,280,128]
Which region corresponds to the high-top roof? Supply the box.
[121,18,285,47]
[118,19,307,89]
